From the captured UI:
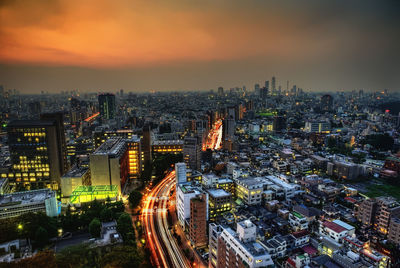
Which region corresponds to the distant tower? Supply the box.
[321,94,333,112]
[217,87,224,96]
[271,76,276,94]
[254,84,260,95]
[98,93,116,120]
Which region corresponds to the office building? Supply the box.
[209,221,274,268]
[321,94,333,112]
[98,93,116,120]
[189,193,207,248]
[217,87,224,96]
[93,128,134,148]
[60,166,90,204]
[152,140,183,157]
[176,183,207,229]
[175,162,187,185]
[207,189,232,221]
[304,121,331,133]
[6,118,67,190]
[89,138,128,195]
[127,137,142,179]
[0,189,58,219]
[142,125,152,169]
[271,76,276,94]
[235,177,263,205]
[183,136,201,171]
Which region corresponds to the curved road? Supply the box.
[141,171,191,268]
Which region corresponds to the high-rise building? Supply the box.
[127,137,142,180]
[89,138,128,195]
[254,84,260,95]
[271,76,276,94]
[175,162,187,185]
[189,193,207,248]
[98,93,116,120]
[321,94,333,112]
[7,118,67,190]
[141,125,152,171]
[41,112,68,175]
[356,197,400,234]
[209,221,274,268]
[176,183,205,229]
[217,87,224,96]
[388,217,400,245]
[183,136,201,171]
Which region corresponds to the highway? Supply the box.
[141,171,191,268]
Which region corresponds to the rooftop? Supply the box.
[0,189,55,207]
[207,189,231,198]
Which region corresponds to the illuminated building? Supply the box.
[141,125,152,170]
[0,189,58,219]
[388,217,400,245]
[356,196,400,235]
[189,193,207,248]
[66,137,94,165]
[209,221,274,268]
[69,185,118,204]
[6,118,67,190]
[93,128,134,148]
[176,183,206,230]
[127,137,142,179]
[98,93,116,120]
[235,177,263,205]
[90,138,128,195]
[304,121,331,133]
[207,189,232,221]
[0,178,10,194]
[152,140,183,157]
[60,166,90,204]
[183,136,201,171]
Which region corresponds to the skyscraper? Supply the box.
[7,118,67,190]
[254,83,260,95]
[175,162,187,185]
[98,93,116,120]
[271,76,276,94]
[183,136,201,171]
[321,94,333,112]
[217,87,224,96]
[189,193,207,248]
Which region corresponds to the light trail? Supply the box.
[203,119,223,151]
[141,171,191,268]
[84,112,100,122]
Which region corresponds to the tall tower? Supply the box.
[98,93,116,120]
[271,76,276,94]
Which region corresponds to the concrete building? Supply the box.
[209,221,274,268]
[90,138,128,195]
[175,162,187,185]
[6,118,68,190]
[289,211,309,231]
[60,166,90,204]
[356,197,400,234]
[304,121,331,133]
[207,189,232,221]
[0,189,58,219]
[235,177,263,205]
[388,217,400,245]
[98,93,116,120]
[176,183,206,229]
[183,136,202,171]
[189,193,207,248]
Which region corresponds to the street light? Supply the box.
[17,224,23,230]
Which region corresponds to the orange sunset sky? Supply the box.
[0,0,399,93]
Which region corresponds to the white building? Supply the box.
[209,222,274,268]
[319,220,355,243]
[175,162,187,185]
[265,175,301,200]
[235,177,264,205]
[176,183,206,229]
[304,121,331,133]
[0,189,58,219]
[289,211,309,231]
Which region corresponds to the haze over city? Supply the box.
[1,0,400,93]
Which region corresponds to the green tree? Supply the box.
[101,245,143,268]
[100,207,114,222]
[89,218,101,238]
[128,190,143,209]
[117,213,135,242]
[35,227,49,248]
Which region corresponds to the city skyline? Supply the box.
[1,0,400,93]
